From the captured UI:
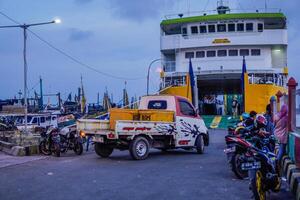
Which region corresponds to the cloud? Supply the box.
[69,28,93,41]
[108,0,178,22]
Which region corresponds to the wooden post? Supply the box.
[287,77,298,132]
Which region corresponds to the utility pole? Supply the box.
[0,19,61,133]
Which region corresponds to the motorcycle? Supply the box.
[242,140,280,200]
[39,127,61,157]
[59,126,83,155]
[225,129,253,179]
[224,115,275,179]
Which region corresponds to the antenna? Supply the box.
[187,0,191,16]
[265,0,268,12]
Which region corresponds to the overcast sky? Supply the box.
[0,0,299,104]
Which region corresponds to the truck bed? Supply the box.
[76,119,110,134]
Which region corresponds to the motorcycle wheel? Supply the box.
[231,153,248,179]
[54,143,61,157]
[74,142,83,155]
[250,170,266,200]
[39,140,51,155]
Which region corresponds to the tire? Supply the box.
[74,142,83,155]
[231,153,248,179]
[129,137,150,160]
[94,143,113,158]
[196,135,204,154]
[54,143,61,157]
[250,170,266,200]
[39,140,51,155]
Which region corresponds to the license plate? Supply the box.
[92,135,104,143]
[224,146,236,154]
[241,161,261,170]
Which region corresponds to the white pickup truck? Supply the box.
[77,95,209,160]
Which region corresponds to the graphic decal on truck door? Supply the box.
[179,119,201,138]
[154,124,177,135]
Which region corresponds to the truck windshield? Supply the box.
[148,100,167,109]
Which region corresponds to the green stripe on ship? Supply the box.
[161,13,286,26]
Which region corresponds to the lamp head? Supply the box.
[54,18,61,24]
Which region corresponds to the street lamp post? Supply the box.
[146,58,161,95]
[0,19,61,133]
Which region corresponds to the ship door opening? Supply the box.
[197,76,243,116]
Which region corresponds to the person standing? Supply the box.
[274,104,288,162]
[265,104,274,135]
[232,97,238,118]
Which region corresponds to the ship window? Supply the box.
[258,23,264,32]
[32,117,38,124]
[217,24,226,32]
[251,49,261,56]
[229,50,238,56]
[217,50,227,57]
[182,27,187,35]
[196,51,205,58]
[185,52,195,59]
[208,25,216,33]
[237,23,244,31]
[240,49,250,56]
[199,25,207,33]
[228,24,236,32]
[207,50,216,57]
[191,26,198,34]
[246,23,254,31]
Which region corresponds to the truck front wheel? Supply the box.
[196,135,205,154]
[94,143,113,158]
[129,137,150,160]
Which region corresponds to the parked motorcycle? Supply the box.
[242,140,280,200]
[59,126,83,155]
[39,127,61,157]
[224,115,275,179]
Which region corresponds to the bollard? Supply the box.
[287,77,298,132]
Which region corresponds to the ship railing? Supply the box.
[163,79,186,88]
[163,61,176,72]
[248,73,287,87]
[164,8,282,20]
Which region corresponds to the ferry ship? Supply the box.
[159,1,288,115]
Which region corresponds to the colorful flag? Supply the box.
[241,56,247,112]
[189,58,195,105]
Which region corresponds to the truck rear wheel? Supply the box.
[196,135,204,154]
[94,143,113,158]
[129,136,150,160]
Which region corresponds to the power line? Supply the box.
[0,10,146,81]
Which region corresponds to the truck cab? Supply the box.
[77,95,209,160]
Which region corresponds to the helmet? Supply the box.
[255,115,267,128]
[250,111,257,118]
[242,113,250,120]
